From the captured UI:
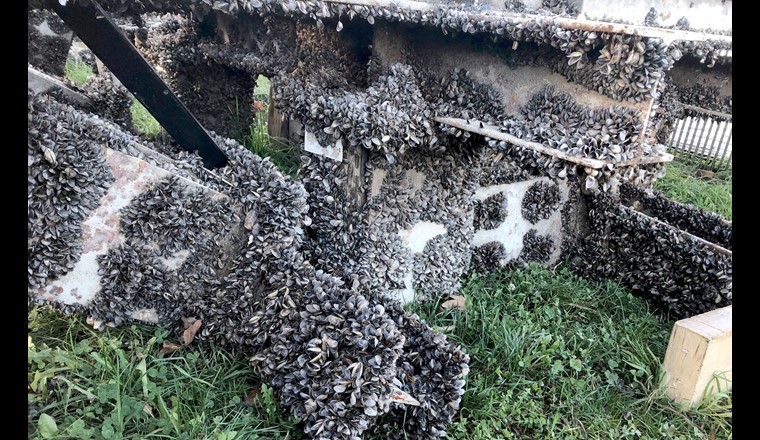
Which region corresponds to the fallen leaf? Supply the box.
[159,342,181,356]
[135,351,145,360]
[142,404,155,417]
[441,295,466,310]
[86,316,103,330]
[244,211,256,230]
[244,388,262,407]
[182,319,203,345]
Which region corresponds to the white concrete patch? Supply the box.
[391,271,416,305]
[31,148,225,306]
[304,130,343,162]
[473,177,568,265]
[130,308,160,324]
[407,169,426,194]
[398,221,447,254]
[391,221,448,304]
[370,168,387,198]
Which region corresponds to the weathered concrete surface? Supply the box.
[373,22,652,126]
[473,177,568,266]
[30,147,232,309]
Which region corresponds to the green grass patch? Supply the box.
[404,265,731,440]
[29,265,731,439]
[654,160,732,220]
[28,306,301,440]
[242,113,301,178]
[64,57,161,140]
[130,100,162,140]
[64,58,94,87]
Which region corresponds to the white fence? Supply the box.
[667,105,732,171]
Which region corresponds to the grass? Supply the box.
[28,306,300,440]
[131,100,162,140]
[654,160,732,220]
[404,265,731,439]
[64,58,94,87]
[29,265,731,440]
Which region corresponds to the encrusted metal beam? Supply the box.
[436,117,674,169]
[47,0,229,169]
[323,0,732,46]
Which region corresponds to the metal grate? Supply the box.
[667,105,732,171]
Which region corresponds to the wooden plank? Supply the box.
[27,66,93,107]
[663,305,732,407]
[323,0,733,45]
[435,117,608,169]
[621,206,732,257]
[681,104,733,120]
[267,86,290,142]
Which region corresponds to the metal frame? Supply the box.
[47,0,229,169]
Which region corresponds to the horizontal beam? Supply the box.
[324,0,732,45]
[622,205,732,257]
[681,104,732,120]
[436,117,674,170]
[436,117,608,169]
[27,66,92,107]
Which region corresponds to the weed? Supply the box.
[654,160,732,220]
[64,58,94,87]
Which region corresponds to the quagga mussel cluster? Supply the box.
[28,9,71,76]
[32,0,731,104]
[568,190,731,319]
[28,87,470,440]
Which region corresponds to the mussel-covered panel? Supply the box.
[569,192,731,319]
[619,182,731,250]
[28,88,470,440]
[28,9,72,76]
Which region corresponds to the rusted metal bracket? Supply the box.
[47,0,229,169]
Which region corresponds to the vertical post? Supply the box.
[267,85,290,143]
[345,146,368,213]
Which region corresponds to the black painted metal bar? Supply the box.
[48,0,228,169]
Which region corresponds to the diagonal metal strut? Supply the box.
[47,0,229,169]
